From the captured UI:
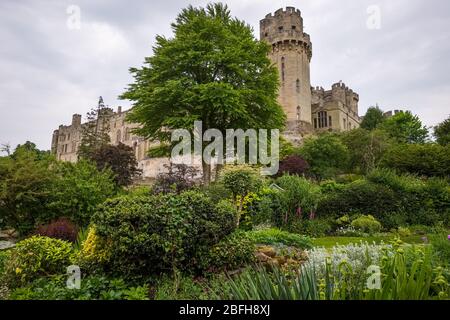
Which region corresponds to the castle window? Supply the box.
[314,118,317,129]
[64,144,68,153]
[278,26,283,32]
[296,79,300,93]
[343,118,346,129]
[297,106,301,120]
[292,26,296,30]
[264,32,268,37]
[125,127,130,141]
[329,116,332,127]
[281,57,285,82]
[318,111,328,128]
[116,130,121,144]
[67,134,70,140]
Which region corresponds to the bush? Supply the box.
[9,275,148,300]
[3,236,73,288]
[153,163,199,194]
[299,133,349,180]
[76,226,112,273]
[350,215,382,234]
[91,191,237,278]
[35,217,78,243]
[199,232,255,272]
[247,228,312,249]
[381,143,450,178]
[276,155,309,177]
[47,160,117,227]
[288,219,333,237]
[274,175,321,227]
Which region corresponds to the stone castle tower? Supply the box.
[260,7,313,134]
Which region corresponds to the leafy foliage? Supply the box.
[220,165,263,226]
[340,128,391,173]
[121,3,285,182]
[153,163,199,194]
[350,215,382,234]
[85,143,142,187]
[91,191,237,278]
[3,236,73,288]
[276,155,309,177]
[360,106,386,130]
[199,231,255,272]
[379,110,429,144]
[299,133,349,180]
[35,217,79,243]
[9,275,149,300]
[274,175,322,227]
[381,143,450,177]
[434,116,450,146]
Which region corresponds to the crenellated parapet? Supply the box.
[312,82,359,116]
[260,7,312,61]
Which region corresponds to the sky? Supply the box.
[0,0,449,151]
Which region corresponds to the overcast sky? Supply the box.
[1,0,449,151]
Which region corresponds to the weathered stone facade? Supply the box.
[51,7,361,178]
[51,107,171,179]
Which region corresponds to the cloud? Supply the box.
[0,0,449,151]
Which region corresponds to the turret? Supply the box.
[260,7,313,132]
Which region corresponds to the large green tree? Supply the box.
[299,133,349,180]
[120,3,285,183]
[360,106,385,130]
[379,111,429,144]
[340,128,392,173]
[434,116,450,146]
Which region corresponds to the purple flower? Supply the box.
[447,235,450,241]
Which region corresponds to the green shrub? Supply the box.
[9,275,148,300]
[199,232,255,272]
[351,215,382,234]
[381,143,450,177]
[4,236,73,288]
[247,228,312,249]
[92,191,237,278]
[274,175,321,227]
[288,219,333,237]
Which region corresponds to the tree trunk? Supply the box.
[202,161,211,185]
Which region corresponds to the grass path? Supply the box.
[312,234,426,248]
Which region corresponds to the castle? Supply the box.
[51,7,360,178]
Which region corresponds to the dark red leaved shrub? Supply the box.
[35,217,79,242]
[276,155,310,177]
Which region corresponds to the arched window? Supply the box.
[116,130,121,144]
[296,79,300,93]
[297,106,301,120]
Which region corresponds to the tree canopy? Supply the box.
[120,3,285,182]
[360,106,385,130]
[379,111,429,144]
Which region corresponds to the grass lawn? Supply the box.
[312,234,426,248]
